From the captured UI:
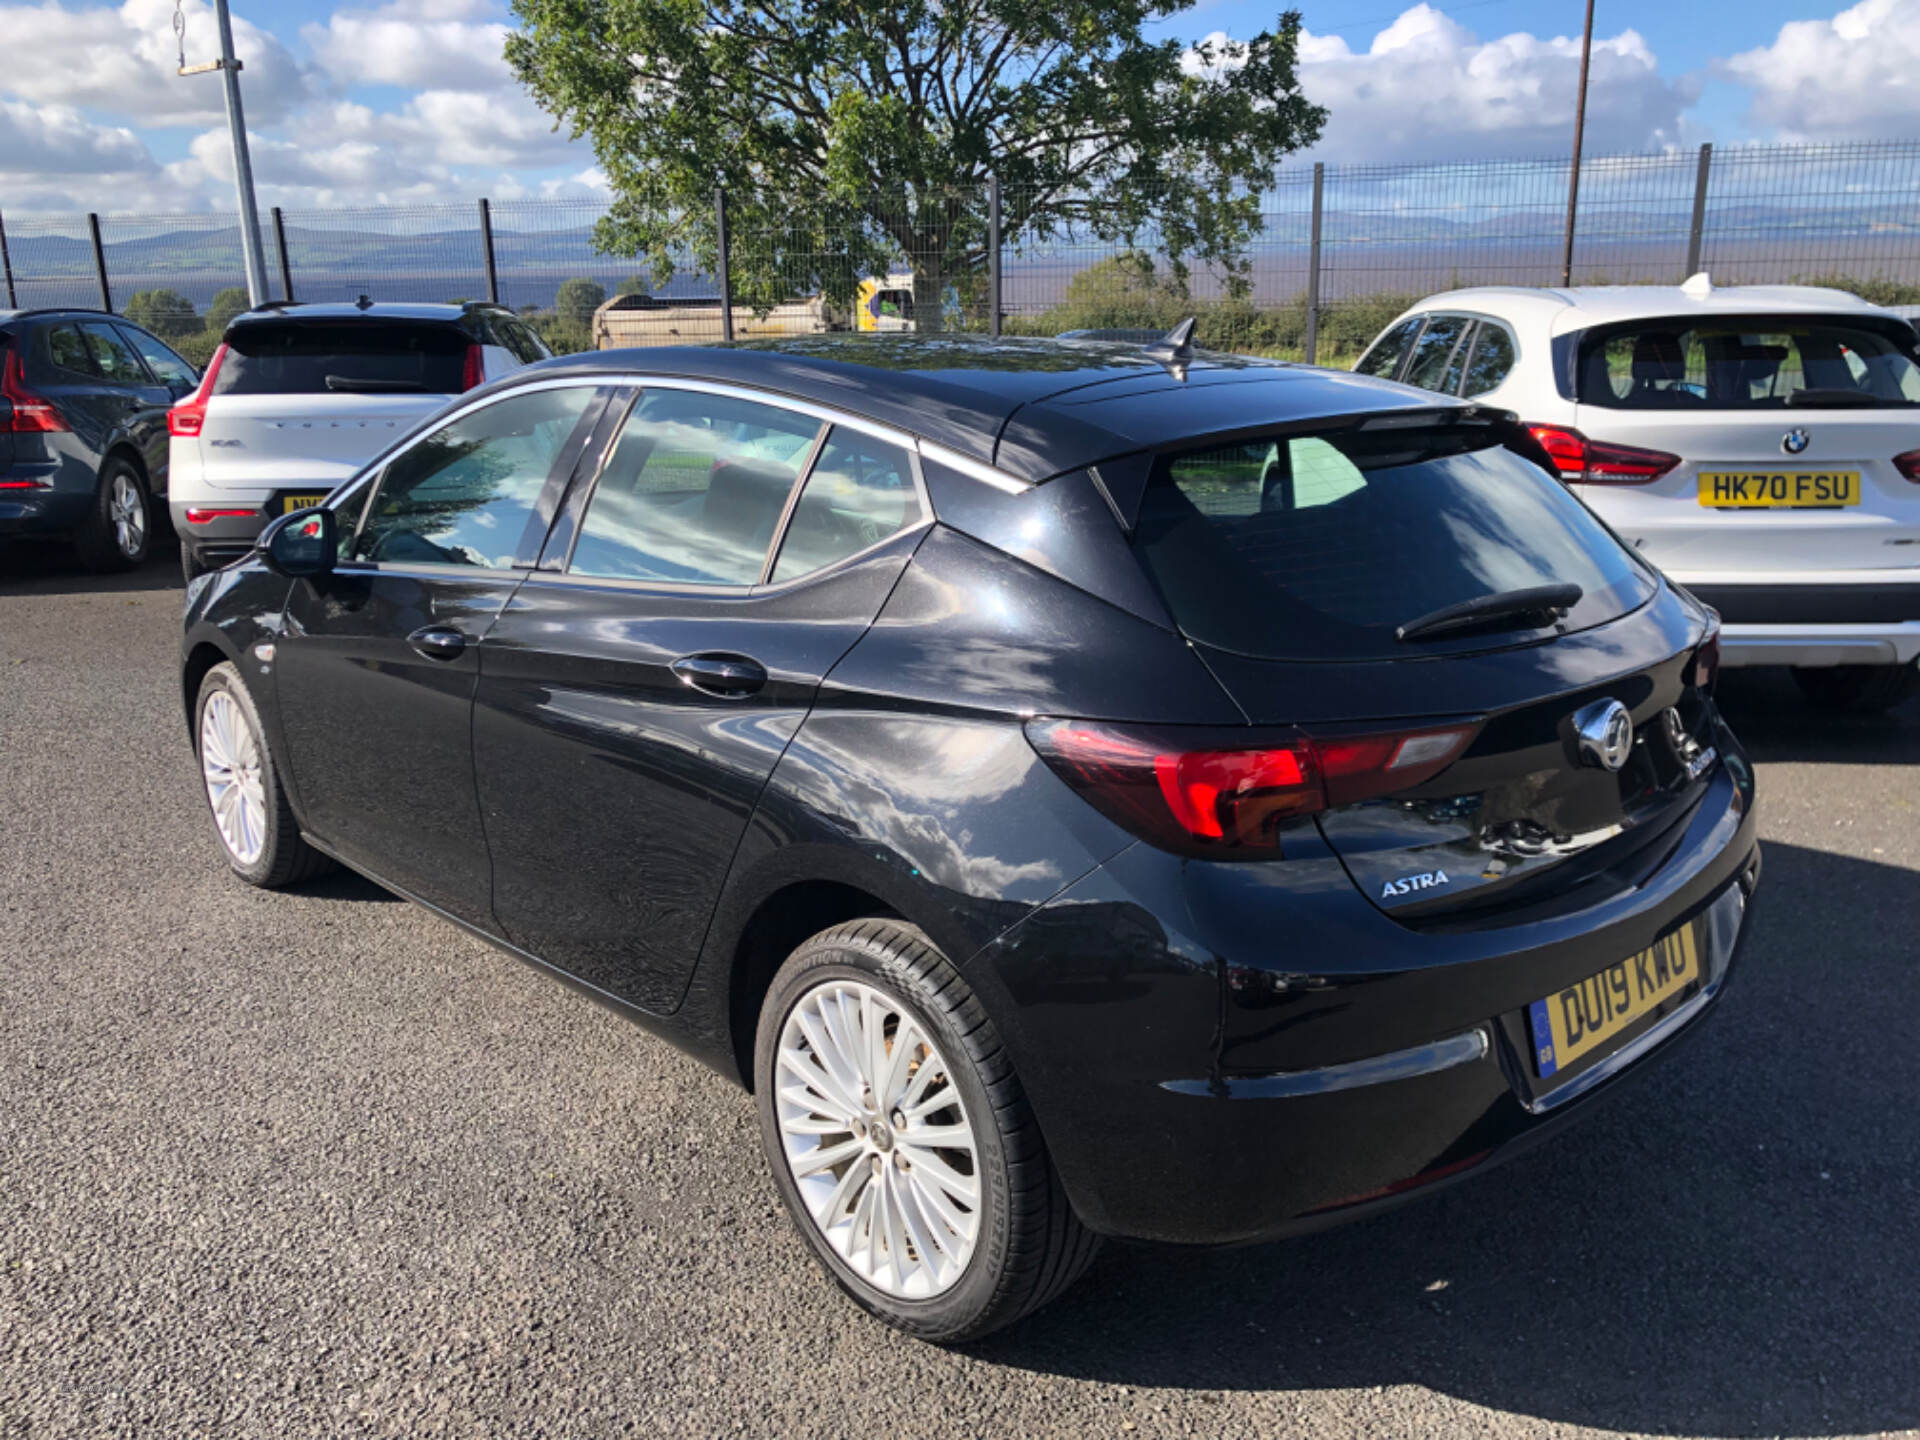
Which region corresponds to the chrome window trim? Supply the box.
[917,441,1029,494]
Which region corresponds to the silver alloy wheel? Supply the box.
[109,473,145,557]
[200,690,268,866]
[775,978,982,1299]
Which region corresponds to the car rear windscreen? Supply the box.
[1576,315,1920,409]
[213,321,467,397]
[1133,420,1655,662]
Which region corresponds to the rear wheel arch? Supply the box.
[726,878,901,1091]
[104,442,149,485]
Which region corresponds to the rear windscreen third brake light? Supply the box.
[1027,718,1480,857]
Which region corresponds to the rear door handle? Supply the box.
[670,653,767,697]
[408,625,469,661]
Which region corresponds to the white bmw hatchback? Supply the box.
[1356,277,1920,711]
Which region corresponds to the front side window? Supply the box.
[352,386,598,568]
[119,325,196,386]
[569,389,821,584]
[770,429,925,583]
[1577,316,1920,409]
[1353,317,1422,379]
[1134,420,1653,662]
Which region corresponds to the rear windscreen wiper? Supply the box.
[1395,583,1583,643]
[324,375,427,393]
[1784,387,1897,408]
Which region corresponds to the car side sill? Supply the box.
[299,831,691,1045]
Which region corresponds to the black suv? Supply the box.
[180,334,1759,1341]
[1,308,199,571]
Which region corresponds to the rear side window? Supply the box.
[569,389,821,585]
[1577,316,1920,409]
[215,321,468,397]
[352,386,597,568]
[81,322,149,385]
[1401,316,1472,393]
[1354,318,1421,379]
[1462,323,1516,397]
[46,324,99,377]
[119,325,196,386]
[1133,422,1653,662]
[769,429,924,583]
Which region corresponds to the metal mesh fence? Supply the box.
[6,141,1919,366]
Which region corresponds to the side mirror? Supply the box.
[263,507,337,578]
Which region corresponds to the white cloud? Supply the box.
[1722,0,1920,140]
[0,0,307,128]
[302,0,514,92]
[1188,5,1697,163]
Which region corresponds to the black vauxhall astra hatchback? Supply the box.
[180,332,1760,1341]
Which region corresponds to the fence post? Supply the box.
[1684,143,1713,280]
[0,210,16,310]
[988,176,1002,338]
[478,198,499,305]
[88,213,112,312]
[272,206,294,302]
[714,187,734,343]
[1304,163,1325,366]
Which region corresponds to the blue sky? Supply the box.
[2,0,1917,213]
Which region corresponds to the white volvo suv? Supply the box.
[1355,277,1920,711]
[168,300,551,581]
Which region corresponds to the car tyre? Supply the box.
[74,457,151,573]
[181,543,209,586]
[754,918,1099,1343]
[194,662,333,887]
[1790,663,1917,714]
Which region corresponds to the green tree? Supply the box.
[205,287,251,335]
[122,289,199,339]
[554,277,607,327]
[615,275,651,297]
[505,1,1325,330]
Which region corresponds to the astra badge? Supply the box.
[1381,870,1449,899]
[1782,427,1810,455]
[1572,698,1634,772]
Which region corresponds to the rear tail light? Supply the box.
[461,342,485,391]
[1893,448,1920,483]
[167,344,228,438]
[1026,718,1480,856]
[2,345,68,434]
[1526,424,1680,484]
[184,507,261,525]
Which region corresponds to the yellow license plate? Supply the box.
[1698,471,1859,508]
[1528,922,1704,1077]
[280,494,328,514]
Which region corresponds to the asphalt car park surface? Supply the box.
[3,541,1917,1440]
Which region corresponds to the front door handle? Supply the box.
[408,625,469,661]
[671,653,767,697]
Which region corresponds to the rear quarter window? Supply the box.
[1133,421,1654,662]
[215,321,468,397]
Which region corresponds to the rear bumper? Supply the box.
[972,754,1761,1246]
[0,469,88,536]
[1684,581,1920,666]
[170,498,274,571]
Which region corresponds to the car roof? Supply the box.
[529,334,1454,482]
[225,301,490,329]
[1406,279,1895,333]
